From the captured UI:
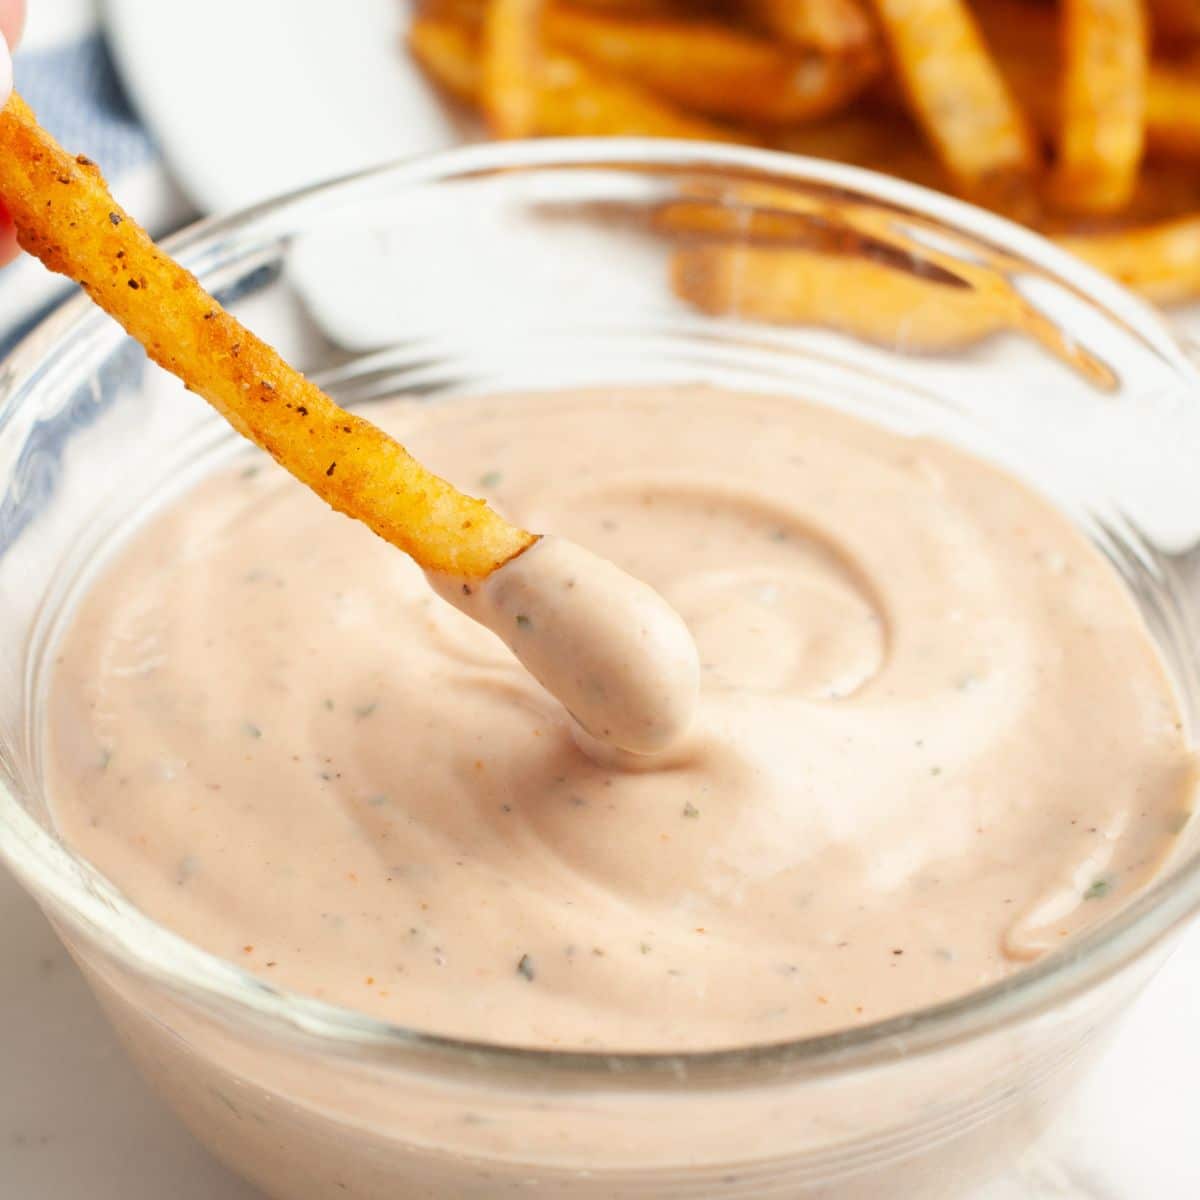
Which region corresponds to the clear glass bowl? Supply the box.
[2,140,1199,1199]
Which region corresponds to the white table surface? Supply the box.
[2,855,1198,1199]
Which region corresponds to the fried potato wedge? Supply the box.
[671,243,1010,350]
[1052,0,1148,214]
[1059,215,1200,303]
[0,93,535,578]
[867,0,1039,212]
[482,0,545,136]
[412,8,740,139]
[745,0,877,55]
[543,8,878,124]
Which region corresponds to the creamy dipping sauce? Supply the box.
[429,535,700,755]
[48,386,1194,1051]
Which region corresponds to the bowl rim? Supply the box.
[2,135,1199,1086]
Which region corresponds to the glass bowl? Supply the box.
[1,139,1199,1200]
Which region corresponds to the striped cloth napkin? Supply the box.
[1,0,192,357]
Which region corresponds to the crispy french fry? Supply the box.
[566,0,705,10]
[412,7,741,138]
[543,8,878,124]
[482,0,545,137]
[671,243,1010,349]
[409,10,483,102]
[1145,63,1200,159]
[866,0,1039,212]
[420,0,487,24]
[0,93,535,578]
[537,51,746,137]
[1052,0,1148,215]
[742,0,876,55]
[1058,214,1200,303]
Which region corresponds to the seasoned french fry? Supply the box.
[0,93,535,578]
[409,10,482,103]
[567,0,706,11]
[1058,214,1200,303]
[1052,0,1148,215]
[867,0,1039,211]
[482,0,545,137]
[743,0,876,55]
[671,243,1010,349]
[536,52,745,137]
[412,7,741,138]
[1145,63,1200,159]
[543,8,878,124]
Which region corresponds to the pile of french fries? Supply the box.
[409,0,1200,308]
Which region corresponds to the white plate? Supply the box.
[101,0,468,214]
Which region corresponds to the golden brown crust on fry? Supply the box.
[1058,214,1200,303]
[409,10,483,102]
[482,0,545,137]
[407,0,1200,308]
[1145,63,1200,160]
[743,0,877,55]
[543,8,878,124]
[0,92,535,578]
[671,242,1009,350]
[537,52,745,139]
[412,6,741,139]
[866,0,1039,213]
[1052,0,1148,215]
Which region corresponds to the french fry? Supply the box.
[0,93,535,578]
[1058,214,1200,303]
[567,0,709,11]
[1145,63,1200,160]
[1051,0,1148,215]
[409,10,482,103]
[543,8,878,124]
[671,243,1010,350]
[866,0,1039,212]
[742,0,876,55]
[482,0,545,137]
[412,7,741,139]
[536,52,746,138]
